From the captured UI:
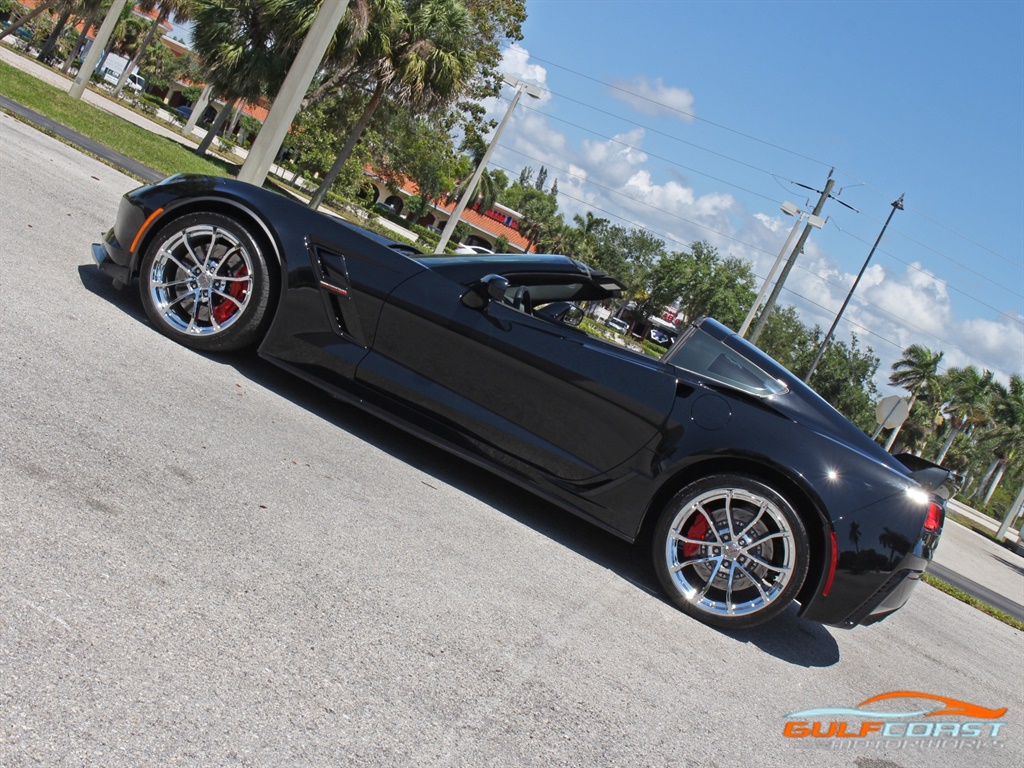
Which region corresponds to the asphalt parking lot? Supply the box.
[1,109,1022,768]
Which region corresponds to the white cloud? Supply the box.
[609,77,696,122]
[484,45,1022,387]
[499,43,550,101]
[862,262,951,339]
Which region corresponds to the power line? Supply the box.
[518,102,779,205]
[491,151,1020,376]
[527,53,834,170]
[522,56,1020,291]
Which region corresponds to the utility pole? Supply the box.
[68,0,129,101]
[748,171,835,344]
[238,1,350,186]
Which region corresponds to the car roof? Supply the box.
[417,253,626,298]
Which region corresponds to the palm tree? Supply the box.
[884,344,943,451]
[978,375,1024,505]
[35,1,75,62]
[299,0,373,110]
[111,0,196,98]
[447,134,502,215]
[308,0,476,210]
[878,527,911,566]
[0,0,60,42]
[848,521,861,554]
[62,0,106,74]
[564,211,608,260]
[934,366,994,464]
[190,0,300,156]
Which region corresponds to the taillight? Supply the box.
[924,502,944,533]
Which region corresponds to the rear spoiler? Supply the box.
[893,454,963,500]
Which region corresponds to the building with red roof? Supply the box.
[364,171,534,254]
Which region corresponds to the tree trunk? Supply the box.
[982,461,1007,506]
[308,82,385,210]
[227,100,245,137]
[182,83,214,137]
[112,11,165,98]
[934,423,961,465]
[0,1,58,41]
[301,58,357,110]
[972,459,1000,499]
[196,98,236,156]
[62,13,98,74]
[36,7,72,62]
[995,478,1024,541]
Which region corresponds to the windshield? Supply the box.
[663,326,788,397]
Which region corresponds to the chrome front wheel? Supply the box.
[139,213,273,351]
[653,474,809,628]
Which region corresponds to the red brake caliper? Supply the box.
[682,516,709,558]
[212,265,249,324]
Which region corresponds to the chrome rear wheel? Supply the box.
[653,475,809,628]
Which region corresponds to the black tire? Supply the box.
[652,474,810,629]
[139,212,274,352]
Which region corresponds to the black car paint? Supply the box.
[94,175,952,628]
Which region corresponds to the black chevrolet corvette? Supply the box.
[93,175,959,630]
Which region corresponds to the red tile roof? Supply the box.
[371,169,533,252]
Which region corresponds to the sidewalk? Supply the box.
[0,42,324,195]
[1,40,201,150]
[948,498,1020,544]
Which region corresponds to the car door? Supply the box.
[358,268,677,482]
[473,299,677,480]
[354,266,504,454]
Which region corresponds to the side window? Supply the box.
[668,327,787,397]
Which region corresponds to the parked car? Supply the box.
[0,21,34,42]
[173,105,193,121]
[454,244,494,255]
[605,317,629,334]
[91,175,958,630]
[125,72,146,94]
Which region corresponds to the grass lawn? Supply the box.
[922,573,1024,631]
[0,58,234,179]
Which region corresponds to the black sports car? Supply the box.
[92,175,959,630]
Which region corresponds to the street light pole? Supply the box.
[804,195,904,383]
[238,1,350,186]
[435,78,540,254]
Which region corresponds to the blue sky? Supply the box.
[483,0,1023,390]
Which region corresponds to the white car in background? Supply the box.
[605,317,629,334]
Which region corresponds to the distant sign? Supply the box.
[875,395,909,430]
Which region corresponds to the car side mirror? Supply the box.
[562,304,584,328]
[461,274,510,310]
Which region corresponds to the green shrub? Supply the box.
[642,340,667,358]
[136,98,157,116]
